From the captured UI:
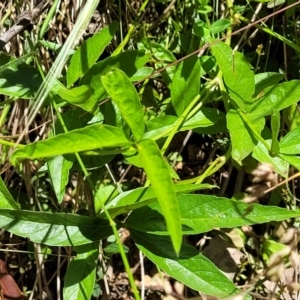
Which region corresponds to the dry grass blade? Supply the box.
[14,0,100,148]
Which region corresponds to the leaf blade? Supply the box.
[0,177,20,209]
[101,68,145,141]
[11,124,133,165]
[127,194,300,234]
[131,230,241,299]
[171,55,201,116]
[0,209,112,246]
[249,80,300,117]
[137,139,182,254]
[211,42,255,110]
[105,183,215,217]
[67,21,119,87]
[63,242,99,300]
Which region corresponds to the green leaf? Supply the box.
[64,242,99,300]
[137,139,182,254]
[279,154,300,171]
[182,108,226,130]
[105,183,215,217]
[0,177,20,209]
[249,80,300,117]
[193,20,211,40]
[0,209,112,246]
[253,140,289,177]
[144,108,226,140]
[171,55,200,116]
[57,85,98,114]
[283,103,300,131]
[210,19,231,34]
[279,126,300,154]
[80,50,150,100]
[101,68,145,141]
[211,42,255,111]
[199,55,217,76]
[130,66,153,81]
[227,109,264,161]
[198,5,213,14]
[131,231,241,299]
[0,52,18,71]
[254,72,284,98]
[127,194,300,234]
[38,40,75,55]
[140,40,176,85]
[48,155,74,204]
[67,21,119,87]
[11,124,133,165]
[0,63,43,99]
[144,115,177,140]
[94,185,119,214]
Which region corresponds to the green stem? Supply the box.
[161,81,216,156]
[113,0,150,55]
[195,146,231,184]
[176,146,231,185]
[160,94,200,156]
[142,82,217,187]
[225,0,234,45]
[51,101,140,300]
[0,104,10,127]
[0,139,24,148]
[238,15,300,53]
[38,0,60,40]
[237,109,270,151]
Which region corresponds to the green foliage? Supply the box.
[11,124,133,165]
[2,1,300,299]
[171,55,201,115]
[131,230,242,299]
[101,68,145,141]
[67,21,119,87]
[0,209,112,246]
[126,194,300,234]
[137,139,182,254]
[63,243,99,299]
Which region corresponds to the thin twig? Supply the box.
[0,0,50,50]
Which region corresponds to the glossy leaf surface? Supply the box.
[127,194,300,234]
[64,242,99,299]
[249,80,300,117]
[101,68,145,141]
[80,51,150,100]
[171,55,200,116]
[144,108,226,140]
[279,154,300,171]
[48,155,74,204]
[105,183,215,217]
[227,110,264,161]
[0,63,43,99]
[11,124,132,165]
[254,72,284,98]
[210,19,231,34]
[0,177,19,209]
[0,209,112,246]
[279,126,300,154]
[137,139,182,254]
[253,140,289,177]
[131,230,241,299]
[211,42,255,111]
[57,85,98,114]
[67,21,119,87]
